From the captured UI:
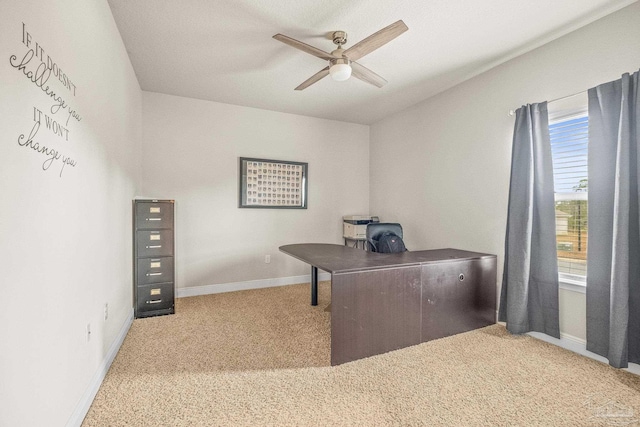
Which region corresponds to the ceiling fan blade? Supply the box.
[273,34,334,60]
[351,62,387,88]
[343,20,408,62]
[295,66,330,90]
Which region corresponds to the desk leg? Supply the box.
[311,266,318,306]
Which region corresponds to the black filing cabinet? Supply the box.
[133,199,175,318]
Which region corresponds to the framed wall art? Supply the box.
[238,157,308,209]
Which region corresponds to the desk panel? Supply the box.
[421,258,496,342]
[331,265,422,365]
[279,244,497,365]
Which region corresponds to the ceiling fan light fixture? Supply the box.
[329,63,351,81]
[329,61,351,82]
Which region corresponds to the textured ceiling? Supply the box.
[107,0,636,125]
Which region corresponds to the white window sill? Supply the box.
[559,274,586,294]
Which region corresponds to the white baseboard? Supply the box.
[528,331,640,375]
[176,272,332,298]
[66,308,134,427]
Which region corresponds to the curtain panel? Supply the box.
[499,103,560,338]
[587,70,640,368]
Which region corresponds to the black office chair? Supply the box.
[366,222,406,252]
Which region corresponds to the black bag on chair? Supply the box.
[376,232,407,253]
[367,222,407,253]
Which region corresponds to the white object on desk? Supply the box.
[343,215,378,239]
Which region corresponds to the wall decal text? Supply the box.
[7,22,81,177]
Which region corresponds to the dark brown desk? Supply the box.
[279,244,496,365]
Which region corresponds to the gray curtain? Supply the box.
[587,70,640,369]
[499,103,560,338]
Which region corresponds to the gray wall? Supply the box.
[369,2,640,340]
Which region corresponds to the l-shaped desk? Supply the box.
[280,244,497,365]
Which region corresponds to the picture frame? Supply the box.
[238,157,308,209]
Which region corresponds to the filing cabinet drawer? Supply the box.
[135,201,174,230]
[137,257,174,285]
[136,230,174,257]
[137,282,175,313]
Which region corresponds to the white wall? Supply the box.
[0,1,141,426]
[141,92,369,291]
[370,2,640,340]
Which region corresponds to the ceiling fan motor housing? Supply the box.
[332,31,347,46]
[330,57,350,67]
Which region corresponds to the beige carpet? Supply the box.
[83,281,640,426]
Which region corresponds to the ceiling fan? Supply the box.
[273,20,408,90]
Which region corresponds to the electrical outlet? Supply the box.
[87,323,91,342]
[104,303,109,321]
[265,254,271,264]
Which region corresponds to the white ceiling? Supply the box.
[107,0,636,125]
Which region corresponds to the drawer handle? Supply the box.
[146,245,162,249]
[146,218,162,221]
[147,272,162,276]
[147,299,163,304]
[458,273,465,281]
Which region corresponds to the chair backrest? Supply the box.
[366,222,404,252]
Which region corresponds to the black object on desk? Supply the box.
[366,222,405,252]
[279,244,496,365]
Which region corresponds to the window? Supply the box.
[549,113,588,281]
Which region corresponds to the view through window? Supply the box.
[550,115,588,278]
